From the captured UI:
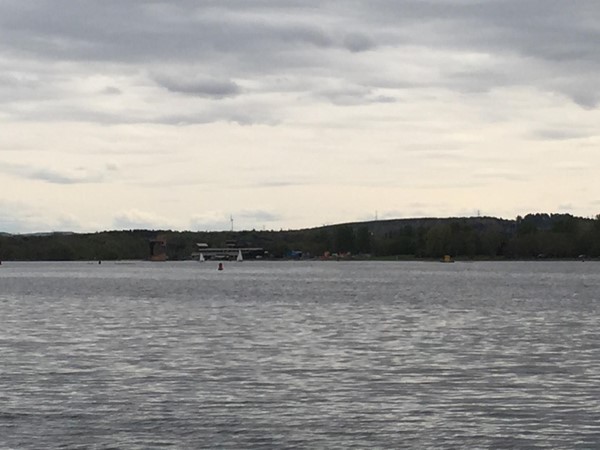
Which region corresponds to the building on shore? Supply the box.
[149,238,167,261]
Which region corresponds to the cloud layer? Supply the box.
[1,1,599,232]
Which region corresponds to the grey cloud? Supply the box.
[1,163,107,184]
[0,0,598,121]
[2,86,279,125]
[3,1,597,67]
[30,168,102,184]
[446,69,511,94]
[0,72,39,87]
[364,0,599,61]
[0,68,46,105]
[152,74,241,98]
[533,129,592,141]
[372,95,396,103]
[315,84,396,106]
[358,1,600,106]
[0,1,335,62]
[102,86,122,95]
[343,33,375,53]
[567,91,600,110]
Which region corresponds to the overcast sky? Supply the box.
[1,0,599,233]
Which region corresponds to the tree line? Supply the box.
[1,213,599,261]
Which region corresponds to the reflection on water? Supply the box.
[1,261,600,448]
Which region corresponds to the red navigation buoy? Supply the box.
[218,262,224,271]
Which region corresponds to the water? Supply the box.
[1,260,599,448]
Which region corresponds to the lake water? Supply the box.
[1,260,599,448]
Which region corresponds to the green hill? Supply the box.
[1,213,599,261]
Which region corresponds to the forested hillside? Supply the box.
[1,213,599,261]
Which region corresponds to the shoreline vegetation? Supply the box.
[1,213,599,262]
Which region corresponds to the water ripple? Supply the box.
[1,261,599,448]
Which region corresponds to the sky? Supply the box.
[1,0,599,233]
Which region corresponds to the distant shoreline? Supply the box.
[1,213,599,262]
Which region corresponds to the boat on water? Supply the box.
[192,243,263,261]
[198,253,205,262]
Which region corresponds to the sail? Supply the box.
[199,253,205,262]
[236,250,243,262]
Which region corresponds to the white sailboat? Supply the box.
[198,253,205,262]
[236,250,243,262]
